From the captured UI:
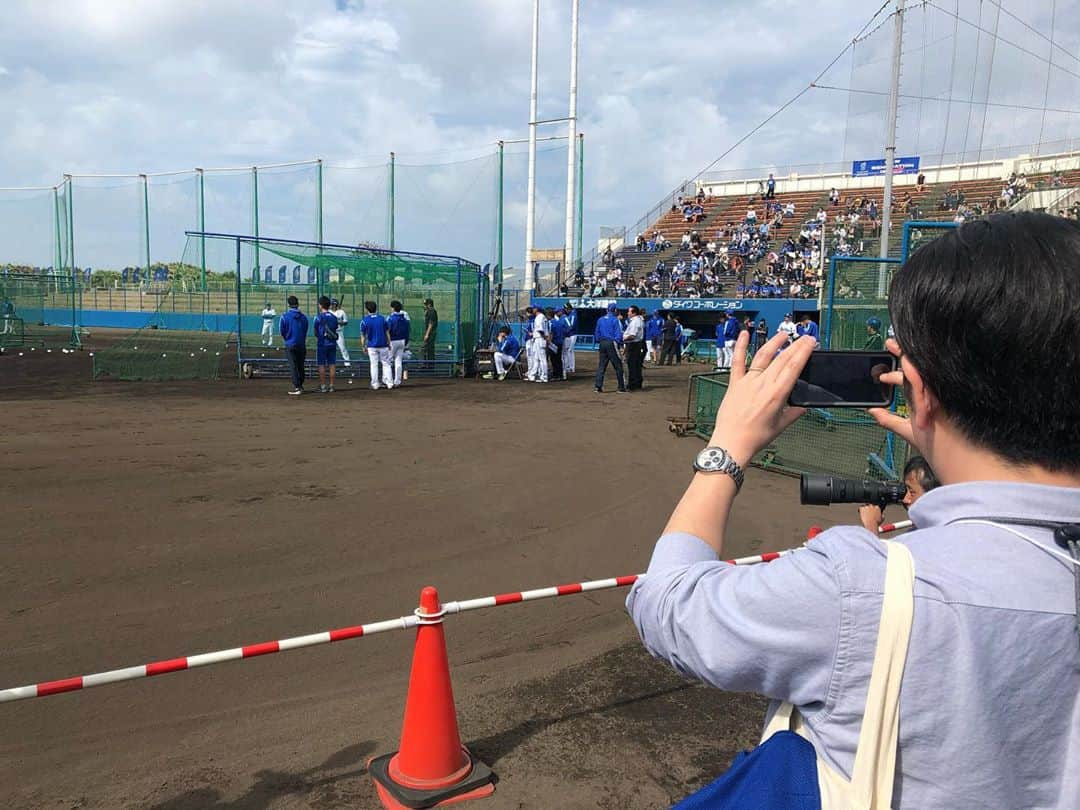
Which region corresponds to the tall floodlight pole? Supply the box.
[524,0,540,287]
[575,132,584,270]
[879,0,906,292]
[562,0,580,286]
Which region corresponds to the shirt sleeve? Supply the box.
[626,532,842,706]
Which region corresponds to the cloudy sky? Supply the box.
[0,0,1077,271]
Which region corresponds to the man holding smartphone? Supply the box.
[628,213,1080,809]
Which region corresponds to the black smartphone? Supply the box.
[787,351,897,408]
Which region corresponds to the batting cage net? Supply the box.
[179,232,486,380]
[90,287,232,381]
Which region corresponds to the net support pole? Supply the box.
[52,185,61,274]
[252,166,260,284]
[576,132,584,271]
[316,159,324,301]
[235,237,242,375]
[496,141,504,288]
[141,174,151,281]
[388,152,395,252]
[878,0,906,292]
[562,0,580,288]
[64,174,79,348]
[196,169,206,293]
[524,0,540,278]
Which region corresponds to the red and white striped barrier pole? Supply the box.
[878,520,913,533]
[2,550,813,704]
[0,574,639,704]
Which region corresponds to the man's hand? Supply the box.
[868,337,919,450]
[709,329,813,467]
[860,504,884,533]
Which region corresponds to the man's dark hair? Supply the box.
[628,305,639,315]
[904,455,939,492]
[889,212,1080,471]
[364,300,377,314]
[390,300,402,311]
[287,295,299,307]
[424,298,434,307]
[318,295,331,309]
[497,327,509,336]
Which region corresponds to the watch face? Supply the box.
[697,447,729,471]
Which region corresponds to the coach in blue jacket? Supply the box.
[593,303,626,393]
[279,295,309,395]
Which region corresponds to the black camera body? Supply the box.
[800,474,906,508]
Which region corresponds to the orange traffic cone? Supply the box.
[368,586,495,809]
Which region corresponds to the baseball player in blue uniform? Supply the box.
[485,327,521,380]
[386,300,410,388]
[718,308,740,370]
[561,303,578,376]
[314,295,339,393]
[360,300,391,390]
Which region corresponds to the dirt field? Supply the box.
[0,335,840,809]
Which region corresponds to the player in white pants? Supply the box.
[562,304,578,375]
[529,307,549,382]
[360,300,392,390]
[260,303,276,346]
[385,300,410,388]
[485,327,521,380]
[330,298,350,366]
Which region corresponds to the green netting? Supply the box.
[91,288,231,381]
[0,273,81,349]
[183,233,485,371]
[688,374,911,480]
[823,257,900,350]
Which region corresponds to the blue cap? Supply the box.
[607,303,618,312]
[555,307,565,315]
[725,308,735,315]
[867,317,882,330]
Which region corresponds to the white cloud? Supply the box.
[0,0,1077,270]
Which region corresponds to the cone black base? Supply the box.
[369,750,495,809]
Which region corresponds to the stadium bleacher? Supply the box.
[570,163,1080,300]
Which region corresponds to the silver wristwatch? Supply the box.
[692,446,745,492]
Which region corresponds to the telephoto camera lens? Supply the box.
[800,475,906,507]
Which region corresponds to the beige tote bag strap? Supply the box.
[849,540,915,808]
[761,700,796,740]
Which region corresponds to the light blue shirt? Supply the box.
[627,481,1080,809]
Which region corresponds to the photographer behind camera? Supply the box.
[858,455,939,533]
[627,213,1079,808]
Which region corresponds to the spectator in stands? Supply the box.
[765,173,776,200]
[783,201,796,217]
[746,207,757,226]
[916,170,926,192]
[279,295,309,396]
[681,231,692,249]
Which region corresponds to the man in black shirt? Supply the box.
[422,298,438,369]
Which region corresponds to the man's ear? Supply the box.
[902,356,938,430]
